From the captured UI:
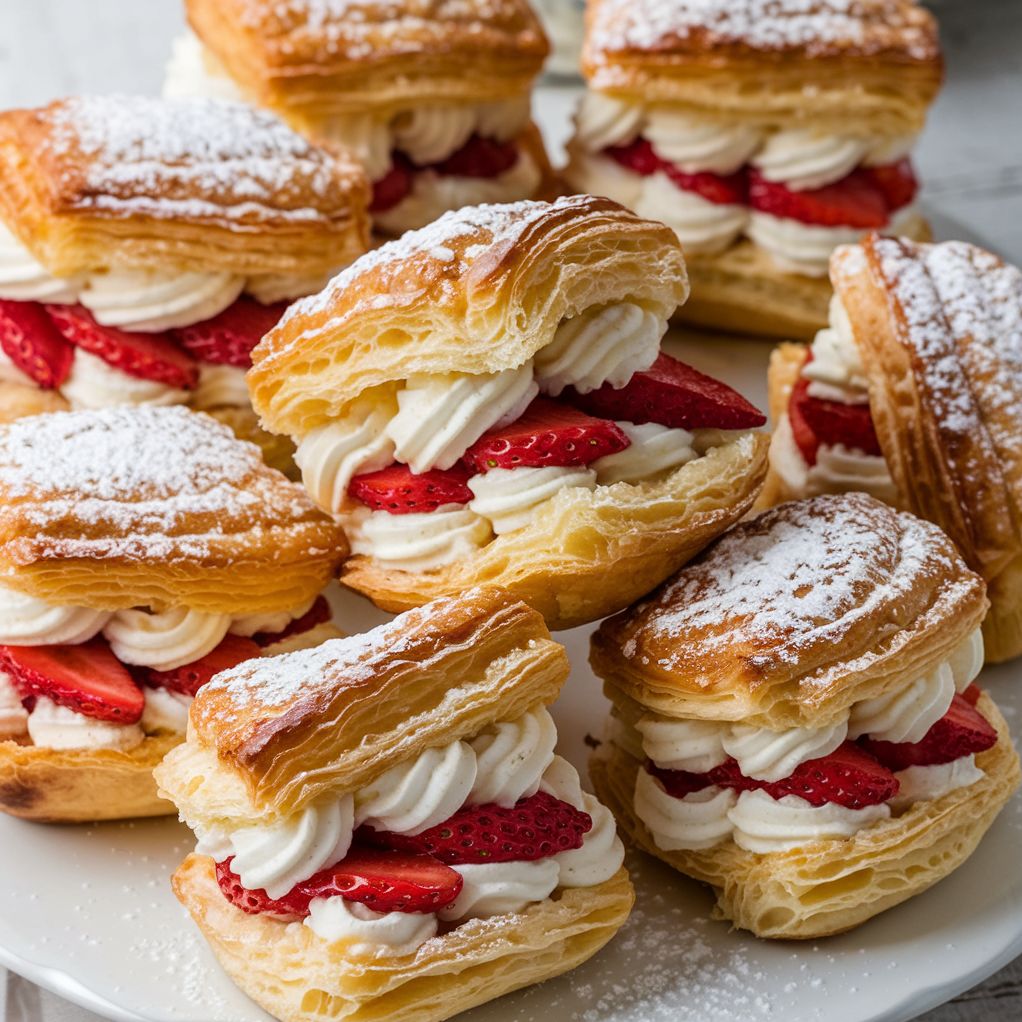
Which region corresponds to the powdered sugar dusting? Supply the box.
[588,0,937,62]
[41,95,357,224]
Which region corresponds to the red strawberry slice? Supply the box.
[46,304,198,389]
[663,164,747,206]
[370,155,414,213]
[0,300,74,388]
[463,397,629,473]
[789,376,882,458]
[749,167,889,229]
[349,462,473,514]
[865,159,919,212]
[431,135,519,179]
[565,352,766,431]
[251,595,332,648]
[144,634,260,697]
[961,683,982,707]
[787,375,821,466]
[173,298,286,369]
[860,695,998,771]
[215,848,463,919]
[0,638,144,724]
[364,791,592,864]
[646,763,715,799]
[605,138,662,177]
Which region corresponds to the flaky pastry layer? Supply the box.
[592,493,989,730]
[591,691,1019,939]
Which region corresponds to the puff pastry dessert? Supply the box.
[0,405,346,822]
[0,94,369,472]
[155,586,632,1022]
[166,0,554,235]
[248,195,769,629]
[763,235,1022,662]
[565,0,942,338]
[590,492,1020,939]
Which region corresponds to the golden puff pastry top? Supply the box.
[0,405,346,614]
[249,194,689,436]
[592,493,988,730]
[0,94,370,277]
[831,235,1022,587]
[186,0,549,112]
[582,0,942,132]
[158,586,568,817]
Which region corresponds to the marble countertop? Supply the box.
[0,1,1019,1020]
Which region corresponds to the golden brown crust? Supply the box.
[173,853,632,1022]
[0,406,346,614]
[206,404,299,479]
[591,690,1019,939]
[0,95,370,277]
[250,194,687,435]
[582,0,942,134]
[832,236,1022,662]
[0,381,69,423]
[342,432,769,630]
[157,588,567,818]
[591,493,989,729]
[187,0,548,117]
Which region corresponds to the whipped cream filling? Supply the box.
[634,774,737,852]
[949,630,985,691]
[645,109,762,175]
[889,755,985,812]
[848,662,957,744]
[103,606,232,672]
[0,223,82,303]
[80,269,245,333]
[535,302,665,397]
[295,406,397,514]
[347,504,492,571]
[593,421,697,485]
[439,859,560,922]
[141,686,193,735]
[26,696,144,752]
[0,671,28,740]
[305,897,438,956]
[468,466,597,535]
[189,365,250,410]
[61,350,191,410]
[162,32,245,103]
[229,597,316,639]
[554,793,626,886]
[572,93,644,152]
[564,151,644,210]
[635,173,748,255]
[0,584,110,645]
[387,366,538,474]
[752,130,872,191]
[721,721,848,782]
[803,295,870,399]
[392,105,478,166]
[746,213,867,277]
[245,270,337,305]
[469,707,558,806]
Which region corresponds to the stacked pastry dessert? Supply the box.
[0,405,345,822]
[566,0,942,338]
[0,94,368,471]
[248,195,769,628]
[165,0,554,234]
[156,587,631,1022]
[590,493,1020,939]
[763,235,1022,662]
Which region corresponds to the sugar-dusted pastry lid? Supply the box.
[581,0,942,134]
[592,493,989,730]
[249,194,688,437]
[185,0,549,117]
[832,235,1022,661]
[0,405,346,614]
[591,689,1019,939]
[0,94,370,277]
[156,587,568,822]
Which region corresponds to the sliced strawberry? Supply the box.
[962,683,982,707]
[565,352,766,431]
[646,763,715,799]
[216,848,463,918]
[370,155,414,213]
[432,135,519,179]
[605,138,661,177]
[787,376,821,466]
[749,168,889,229]
[349,462,473,514]
[0,300,74,388]
[364,791,592,864]
[463,397,629,473]
[860,695,998,770]
[663,164,747,206]
[251,595,332,648]
[144,634,260,697]
[0,638,144,724]
[789,376,882,458]
[46,304,198,389]
[865,159,919,212]
[173,298,286,369]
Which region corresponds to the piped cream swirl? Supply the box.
[636,174,748,255]
[26,697,144,751]
[305,898,438,955]
[0,584,110,645]
[469,706,558,807]
[468,466,596,535]
[0,223,82,303]
[848,662,957,744]
[593,421,696,485]
[103,606,231,671]
[645,109,762,174]
[721,721,848,782]
[634,772,736,851]
[62,350,190,410]
[572,92,644,151]
[347,505,491,571]
[438,860,560,922]
[752,130,871,191]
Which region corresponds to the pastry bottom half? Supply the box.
[590,692,1019,940]
[0,731,180,822]
[0,381,68,423]
[341,432,768,631]
[678,216,931,342]
[172,854,634,1022]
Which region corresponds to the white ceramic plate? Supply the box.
[0,333,1019,1022]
